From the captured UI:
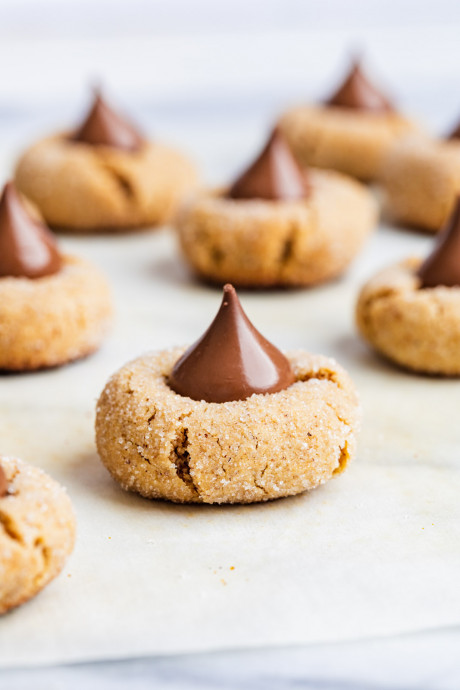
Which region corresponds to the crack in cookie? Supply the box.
[170,426,198,495]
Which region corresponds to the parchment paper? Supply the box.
[1,218,460,668]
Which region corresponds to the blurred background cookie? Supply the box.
[175,129,377,287]
[379,118,460,232]
[14,91,199,232]
[278,59,421,182]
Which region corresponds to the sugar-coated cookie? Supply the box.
[356,198,460,374]
[0,456,75,614]
[0,182,112,371]
[96,285,360,503]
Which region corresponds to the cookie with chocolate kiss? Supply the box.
[175,129,376,287]
[96,284,360,504]
[14,90,198,232]
[278,58,420,181]
[356,198,460,375]
[0,181,112,371]
[0,456,75,615]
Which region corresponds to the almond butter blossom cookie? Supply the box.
[0,457,75,614]
[356,197,460,374]
[0,182,112,370]
[278,59,420,182]
[96,285,360,504]
[14,91,199,232]
[175,129,377,287]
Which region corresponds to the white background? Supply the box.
[1,0,460,159]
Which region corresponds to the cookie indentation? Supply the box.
[297,367,343,389]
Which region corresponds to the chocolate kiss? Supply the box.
[326,60,394,113]
[0,183,62,279]
[72,92,144,151]
[446,119,460,141]
[169,284,296,403]
[228,129,309,201]
[418,196,460,288]
[0,465,8,498]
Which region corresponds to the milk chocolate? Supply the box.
[0,183,62,279]
[228,129,309,201]
[72,91,144,151]
[326,60,394,113]
[418,196,460,288]
[169,284,296,402]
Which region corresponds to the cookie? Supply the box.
[356,197,460,374]
[14,92,199,232]
[176,131,377,287]
[278,61,420,182]
[96,285,360,504]
[379,135,460,232]
[0,456,75,614]
[356,258,460,374]
[0,182,112,371]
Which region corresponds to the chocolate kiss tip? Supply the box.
[0,182,62,279]
[169,284,296,403]
[72,91,144,151]
[446,119,460,141]
[228,129,309,202]
[0,465,8,498]
[326,59,394,113]
[417,196,460,288]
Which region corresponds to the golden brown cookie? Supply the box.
[378,136,460,232]
[0,180,113,370]
[95,347,360,504]
[175,168,377,287]
[175,128,376,287]
[14,136,199,232]
[278,105,419,182]
[176,170,377,287]
[0,456,76,614]
[356,258,460,374]
[0,254,112,371]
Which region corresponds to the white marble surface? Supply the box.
[2,0,460,686]
[3,628,460,689]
